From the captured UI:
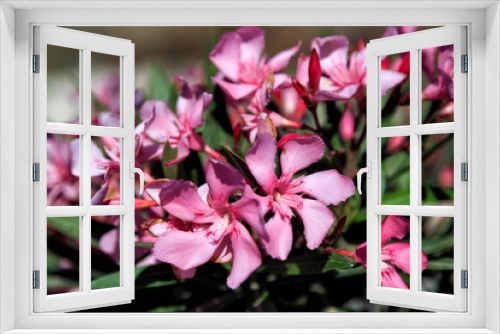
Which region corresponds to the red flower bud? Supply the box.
[309,48,321,91]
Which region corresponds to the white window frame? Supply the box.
[0,1,499,333]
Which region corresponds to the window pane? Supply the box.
[90,136,121,205]
[91,52,121,127]
[421,133,454,206]
[47,216,80,295]
[380,52,410,127]
[91,215,121,290]
[47,45,80,124]
[421,216,454,294]
[421,45,454,124]
[381,136,410,205]
[47,134,80,206]
[380,215,410,290]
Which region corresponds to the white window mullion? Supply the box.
[409,46,420,294]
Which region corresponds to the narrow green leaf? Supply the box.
[162,141,178,179]
[422,236,454,255]
[135,242,154,249]
[220,144,259,189]
[322,252,358,273]
[47,217,79,240]
[335,266,366,279]
[426,258,454,270]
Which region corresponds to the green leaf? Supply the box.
[285,263,301,275]
[162,141,178,179]
[426,258,454,270]
[147,62,169,100]
[322,252,358,273]
[135,242,154,249]
[335,266,366,279]
[220,144,259,189]
[47,217,80,240]
[202,110,233,150]
[422,235,454,255]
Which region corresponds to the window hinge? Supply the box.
[33,54,40,73]
[33,270,40,289]
[33,163,40,182]
[461,54,468,73]
[461,162,468,181]
[461,270,468,289]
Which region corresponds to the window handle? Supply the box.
[129,162,145,195]
[357,162,371,195]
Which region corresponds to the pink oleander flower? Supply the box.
[303,36,406,102]
[292,48,358,108]
[273,87,307,123]
[209,26,301,101]
[245,133,355,260]
[353,215,428,289]
[382,26,418,38]
[141,76,221,166]
[47,134,80,206]
[421,45,454,101]
[241,73,302,143]
[150,161,267,289]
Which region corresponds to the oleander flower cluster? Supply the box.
[47,26,454,298]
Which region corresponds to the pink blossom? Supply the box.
[46,135,80,206]
[305,36,406,101]
[421,45,454,101]
[382,26,418,38]
[245,133,355,260]
[151,161,267,289]
[142,76,221,166]
[353,216,428,289]
[241,74,302,143]
[273,87,307,123]
[209,27,301,101]
[339,107,355,142]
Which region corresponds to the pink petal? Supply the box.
[381,215,410,245]
[381,262,409,289]
[205,160,246,205]
[99,229,120,265]
[172,266,197,279]
[311,35,349,75]
[296,54,310,88]
[153,230,217,270]
[159,179,213,222]
[231,185,268,240]
[380,70,406,96]
[280,135,325,178]
[314,84,358,101]
[296,199,335,250]
[267,41,302,72]
[209,32,242,82]
[211,236,233,263]
[144,101,179,143]
[273,73,292,90]
[227,222,262,289]
[340,108,355,141]
[145,180,170,206]
[70,138,107,177]
[211,76,258,101]
[261,213,293,260]
[245,132,278,194]
[164,135,191,167]
[300,170,355,206]
[354,241,367,265]
[237,27,265,66]
[382,242,411,274]
[91,178,110,205]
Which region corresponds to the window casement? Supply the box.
[32,26,137,312]
[364,26,467,312]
